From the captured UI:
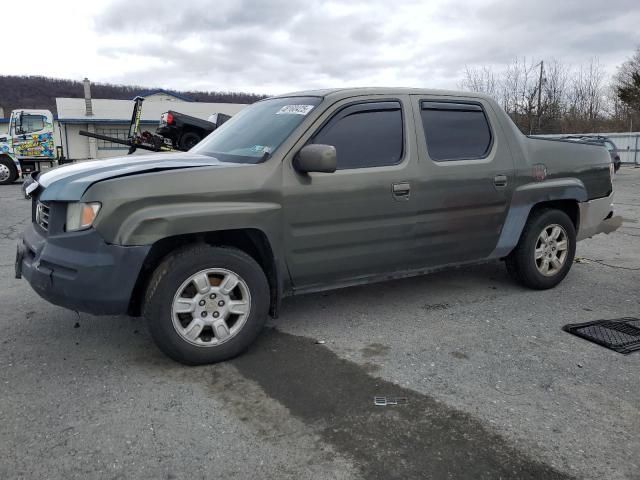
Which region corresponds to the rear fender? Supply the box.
[490,178,587,258]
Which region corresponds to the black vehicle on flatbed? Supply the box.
[80,97,233,155]
[157,111,231,150]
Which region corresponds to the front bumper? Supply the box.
[16,223,150,315]
[577,192,623,241]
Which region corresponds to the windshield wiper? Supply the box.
[260,150,272,162]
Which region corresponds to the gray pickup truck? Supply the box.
[16,88,621,365]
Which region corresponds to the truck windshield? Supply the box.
[191,96,322,163]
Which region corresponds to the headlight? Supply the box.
[66,202,101,231]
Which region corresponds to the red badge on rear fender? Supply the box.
[532,164,547,181]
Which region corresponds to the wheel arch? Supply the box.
[0,152,18,163]
[128,228,282,318]
[491,178,586,258]
[0,153,20,183]
[528,199,579,230]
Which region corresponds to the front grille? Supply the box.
[36,201,51,231]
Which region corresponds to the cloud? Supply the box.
[430,0,640,67]
[96,0,305,35]
[90,0,640,93]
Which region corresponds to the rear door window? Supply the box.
[420,102,492,161]
[312,101,403,169]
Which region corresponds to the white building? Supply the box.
[56,81,246,160]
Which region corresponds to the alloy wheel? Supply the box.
[534,224,569,276]
[171,268,251,347]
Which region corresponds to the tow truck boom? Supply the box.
[79,97,175,154]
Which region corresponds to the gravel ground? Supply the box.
[0,167,638,479]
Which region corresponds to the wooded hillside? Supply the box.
[0,76,266,117]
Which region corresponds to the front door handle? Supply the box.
[494,174,508,188]
[392,182,411,200]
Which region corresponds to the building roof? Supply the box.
[55,98,247,123]
[132,89,194,102]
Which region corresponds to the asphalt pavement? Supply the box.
[1,167,638,479]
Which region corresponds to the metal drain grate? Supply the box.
[563,318,640,354]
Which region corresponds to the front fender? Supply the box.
[105,201,282,246]
[103,201,287,315]
[490,178,587,258]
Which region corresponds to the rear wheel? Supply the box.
[505,209,576,289]
[0,157,18,185]
[178,132,201,150]
[144,245,270,365]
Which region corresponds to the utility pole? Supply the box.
[536,60,544,134]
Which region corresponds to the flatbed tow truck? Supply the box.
[4,96,231,190]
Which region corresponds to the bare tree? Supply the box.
[614,46,640,88]
[459,65,498,98]
[458,51,640,134]
[498,58,541,133]
[540,59,568,132]
[567,59,606,131]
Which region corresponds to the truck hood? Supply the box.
[37,153,237,201]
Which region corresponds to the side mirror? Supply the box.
[14,113,23,135]
[294,144,337,174]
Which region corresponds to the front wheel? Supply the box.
[144,245,270,365]
[505,209,576,290]
[0,157,18,185]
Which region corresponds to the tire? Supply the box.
[0,157,18,185]
[178,132,201,150]
[505,209,576,290]
[143,245,270,365]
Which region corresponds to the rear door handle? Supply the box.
[494,174,508,188]
[392,182,411,200]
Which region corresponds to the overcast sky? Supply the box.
[4,0,640,94]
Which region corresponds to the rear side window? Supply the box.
[313,101,403,169]
[420,102,492,161]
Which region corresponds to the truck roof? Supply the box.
[273,87,494,101]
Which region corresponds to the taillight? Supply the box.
[166,112,174,125]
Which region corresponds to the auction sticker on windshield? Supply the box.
[276,105,315,115]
